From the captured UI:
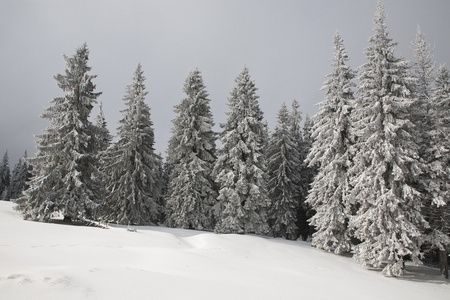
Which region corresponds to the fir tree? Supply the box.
[9,152,31,200]
[95,101,112,153]
[289,100,304,196]
[298,114,316,239]
[301,115,316,190]
[16,44,103,221]
[306,32,356,254]
[0,151,10,200]
[410,27,449,276]
[423,65,450,278]
[102,64,162,225]
[411,26,435,123]
[214,67,270,235]
[267,103,302,240]
[165,68,217,230]
[288,100,311,240]
[348,3,427,276]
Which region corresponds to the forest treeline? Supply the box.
[4,3,449,278]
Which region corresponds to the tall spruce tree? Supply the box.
[289,101,305,198]
[410,26,449,276]
[214,67,270,235]
[299,114,317,239]
[289,101,312,240]
[9,152,31,200]
[348,3,427,276]
[165,68,217,230]
[424,65,450,278]
[301,115,316,190]
[102,64,162,225]
[412,26,435,112]
[267,103,302,240]
[0,151,10,200]
[306,32,356,254]
[16,44,102,221]
[95,101,112,153]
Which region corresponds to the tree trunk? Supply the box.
[439,250,448,279]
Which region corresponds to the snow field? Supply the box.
[0,201,448,299]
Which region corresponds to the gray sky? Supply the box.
[1,0,449,166]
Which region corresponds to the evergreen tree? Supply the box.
[95,101,112,153]
[348,3,427,276]
[301,115,316,189]
[288,100,312,240]
[306,32,356,254]
[298,114,316,239]
[423,65,450,278]
[165,69,217,230]
[411,27,435,198]
[267,103,302,240]
[9,152,31,200]
[0,151,10,200]
[102,64,162,225]
[289,101,304,196]
[214,67,270,235]
[411,26,435,124]
[410,27,449,276]
[16,44,103,221]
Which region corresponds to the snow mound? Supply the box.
[0,201,448,299]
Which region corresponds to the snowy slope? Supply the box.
[0,201,448,300]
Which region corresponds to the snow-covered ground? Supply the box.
[0,201,448,300]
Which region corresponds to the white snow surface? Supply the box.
[1,201,448,300]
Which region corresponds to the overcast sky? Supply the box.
[1,0,449,166]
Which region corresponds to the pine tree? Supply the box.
[0,151,11,200]
[411,26,435,124]
[267,103,302,240]
[289,101,304,196]
[411,27,435,200]
[348,3,427,276]
[306,32,356,254]
[423,65,450,278]
[9,152,31,200]
[165,68,217,230]
[214,67,270,235]
[95,101,112,153]
[410,27,449,276]
[102,64,162,225]
[16,44,103,221]
[287,100,310,240]
[301,115,316,190]
[297,114,317,239]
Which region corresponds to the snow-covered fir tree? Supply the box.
[410,27,435,190]
[102,64,162,225]
[289,100,304,198]
[267,103,302,240]
[348,3,427,276]
[423,65,450,278]
[165,68,217,230]
[306,32,356,254]
[298,113,316,239]
[288,100,311,240]
[411,26,435,125]
[214,67,270,235]
[16,44,103,221]
[95,101,112,153]
[0,151,10,200]
[9,152,31,200]
[410,27,449,277]
[301,115,316,189]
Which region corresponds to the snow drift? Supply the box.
[0,201,448,299]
